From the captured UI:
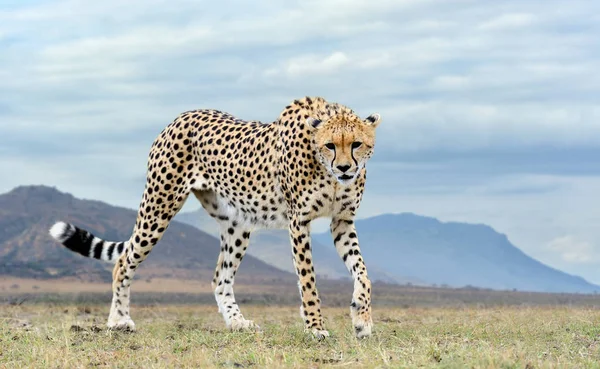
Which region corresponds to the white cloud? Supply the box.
[39,26,215,64]
[1,0,598,163]
[478,13,537,31]
[430,75,471,90]
[284,52,351,77]
[548,236,597,264]
[374,101,600,153]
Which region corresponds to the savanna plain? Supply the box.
[2,279,600,368]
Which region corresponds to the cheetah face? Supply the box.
[308,113,382,186]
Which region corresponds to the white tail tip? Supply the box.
[49,221,72,243]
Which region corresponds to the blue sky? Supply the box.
[1,0,600,282]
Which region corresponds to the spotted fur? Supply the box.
[49,96,382,338]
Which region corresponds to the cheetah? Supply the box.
[49,96,382,339]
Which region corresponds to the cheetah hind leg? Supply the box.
[107,179,190,331]
[107,252,137,331]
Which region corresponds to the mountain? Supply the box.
[0,186,292,283]
[177,210,600,293]
[175,210,413,284]
[314,213,599,294]
[3,185,596,294]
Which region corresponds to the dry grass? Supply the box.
[2,304,600,368]
[0,277,215,294]
[5,277,600,308]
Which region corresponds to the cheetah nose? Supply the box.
[337,164,351,173]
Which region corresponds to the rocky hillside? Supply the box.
[0,186,293,283]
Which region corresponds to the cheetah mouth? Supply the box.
[339,174,353,180]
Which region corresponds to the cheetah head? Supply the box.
[308,112,382,186]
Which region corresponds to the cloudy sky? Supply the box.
[1,0,599,282]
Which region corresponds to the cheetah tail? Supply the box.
[49,221,128,264]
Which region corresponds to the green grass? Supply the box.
[2,304,600,368]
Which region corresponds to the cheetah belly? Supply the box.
[211,191,289,231]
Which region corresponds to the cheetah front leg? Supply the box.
[288,217,328,339]
[212,224,258,331]
[331,218,373,338]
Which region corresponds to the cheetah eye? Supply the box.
[351,142,362,149]
[325,143,336,150]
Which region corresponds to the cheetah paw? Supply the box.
[229,318,260,331]
[107,317,136,332]
[351,305,373,338]
[311,328,330,340]
[353,319,372,339]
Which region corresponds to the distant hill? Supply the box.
[0,186,292,283]
[3,186,597,294]
[175,210,413,284]
[313,213,600,294]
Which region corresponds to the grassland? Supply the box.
[2,303,600,368]
[2,279,600,368]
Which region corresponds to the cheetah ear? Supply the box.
[365,113,382,128]
[306,117,324,129]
